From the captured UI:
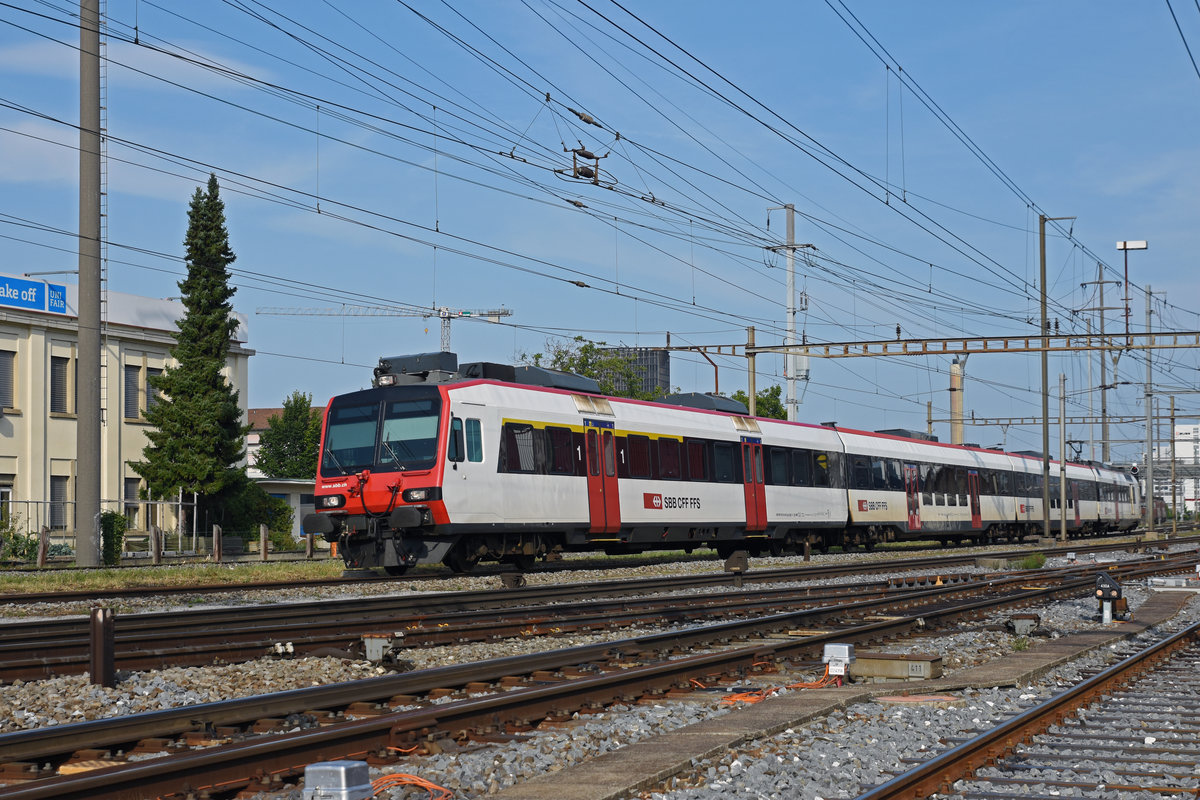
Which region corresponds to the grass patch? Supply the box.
[0,559,347,594]
[1012,636,1030,651]
[1018,552,1047,570]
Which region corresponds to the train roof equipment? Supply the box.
[371,351,600,393]
[661,392,748,415]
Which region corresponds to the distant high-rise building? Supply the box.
[1158,423,1200,514]
[600,347,670,397]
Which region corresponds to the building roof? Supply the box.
[247,408,284,432]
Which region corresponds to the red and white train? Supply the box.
[303,353,1141,575]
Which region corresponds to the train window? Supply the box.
[586,429,601,476]
[792,450,811,486]
[713,442,737,483]
[869,458,886,490]
[812,452,831,487]
[380,398,441,471]
[853,457,871,490]
[887,460,904,491]
[658,439,681,480]
[572,431,586,476]
[448,418,464,462]
[767,447,788,485]
[466,419,483,462]
[754,446,764,485]
[501,423,537,473]
[602,431,616,477]
[547,426,574,474]
[322,402,379,476]
[685,439,708,481]
[628,435,651,479]
[615,436,630,479]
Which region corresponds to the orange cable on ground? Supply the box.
[373,772,454,799]
[719,666,838,706]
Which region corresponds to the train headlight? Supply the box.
[402,487,441,503]
[316,494,345,509]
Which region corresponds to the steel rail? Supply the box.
[0,573,967,680]
[853,620,1200,800]
[1,534,1189,606]
[1,558,1185,783]
[0,584,1062,800]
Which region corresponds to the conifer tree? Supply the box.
[130,174,250,525]
[255,391,322,479]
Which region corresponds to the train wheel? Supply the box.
[443,547,478,574]
[383,564,409,577]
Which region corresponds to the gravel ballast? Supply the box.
[1,541,1196,800]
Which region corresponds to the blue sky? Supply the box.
[2,1,1198,465]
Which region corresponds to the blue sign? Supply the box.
[0,276,67,314]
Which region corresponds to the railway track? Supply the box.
[0,568,985,681]
[3,541,1192,681]
[859,619,1200,799]
[1,531,1191,607]
[0,556,1193,799]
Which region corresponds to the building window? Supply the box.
[124,477,141,528]
[124,364,141,418]
[0,350,14,409]
[50,355,71,414]
[123,362,165,419]
[49,475,69,530]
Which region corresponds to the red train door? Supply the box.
[967,470,982,529]
[585,424,620,534]
[904,464,921,531]
[741,440,766,531]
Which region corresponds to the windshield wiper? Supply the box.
[323,447,346,473]
[380,440,404,469]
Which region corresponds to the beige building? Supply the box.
[0,271,251,550]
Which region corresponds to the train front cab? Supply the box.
[304,383,452,575]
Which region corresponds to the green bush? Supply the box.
[100,511,127,566]
[268,528,297,551]
[0,514,37,562]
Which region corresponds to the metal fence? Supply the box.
[1,496,201,556]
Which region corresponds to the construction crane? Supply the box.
[256,304,513,352]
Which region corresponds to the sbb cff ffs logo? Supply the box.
[644,493,663,509]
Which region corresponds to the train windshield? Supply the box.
[320,393,442,476]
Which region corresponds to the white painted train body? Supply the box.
[303,359,1140,575]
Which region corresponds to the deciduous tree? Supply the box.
[255,391,323,479]
[730,384,787,420]
[523,336,663,400]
